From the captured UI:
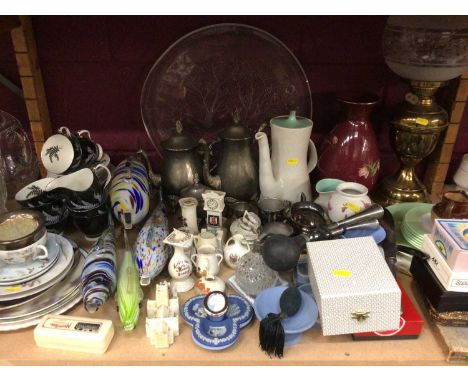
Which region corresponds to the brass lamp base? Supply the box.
[373,80,448,207]
[373,168,427,206]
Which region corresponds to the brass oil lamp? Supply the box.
[373,16,468,206]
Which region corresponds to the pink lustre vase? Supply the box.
[317,92,380,191]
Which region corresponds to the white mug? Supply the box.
[191,252,223,277]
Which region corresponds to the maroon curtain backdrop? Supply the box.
[0,16,466,180]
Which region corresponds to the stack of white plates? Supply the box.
[0,234,86,331]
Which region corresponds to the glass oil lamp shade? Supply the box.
[374,16,468,206]
[383,16,468,82]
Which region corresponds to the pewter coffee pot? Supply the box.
[203,118,258,201]
[160,121,204,199]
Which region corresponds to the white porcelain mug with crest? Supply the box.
[191,251,223,277]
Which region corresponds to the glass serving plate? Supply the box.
[141,23,312,158]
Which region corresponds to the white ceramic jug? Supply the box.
[223,234,250,269]
[255,111,317,203]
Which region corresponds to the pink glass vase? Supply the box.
[317,93,380,191]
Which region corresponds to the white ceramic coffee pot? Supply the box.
[255,111,317,203]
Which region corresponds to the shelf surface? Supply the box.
[0,228,452,366]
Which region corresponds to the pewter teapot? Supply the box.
[160,121,204,199]
[203,119,258,201]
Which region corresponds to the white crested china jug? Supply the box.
[327,181,372,222]
[223,234,250,269]
[191,252,223,277]
[255,111,317,203]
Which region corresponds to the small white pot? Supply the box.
[327,182,372,222]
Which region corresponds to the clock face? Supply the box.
[206,199,219,210]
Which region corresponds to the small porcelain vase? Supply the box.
[314,178,344,210]
[191,252,223,277]
[164,229,195,293]
[327,182,372,222]
[179,197,199,234]
[223,234,251,269]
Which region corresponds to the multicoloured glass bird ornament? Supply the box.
[116,226,143,331]
[134,194,171,286]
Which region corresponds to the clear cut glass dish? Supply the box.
[235,250,278,296]
[141,23,312,158]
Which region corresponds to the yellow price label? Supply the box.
[5,286,22,292]
[332,269,352,278]
[287,159,299,165]
[415,117,429,126]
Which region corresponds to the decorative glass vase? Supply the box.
[317,93,380,191]
[0,110,39,197]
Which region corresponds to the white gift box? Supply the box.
[307,237,401,336]
[422,234,468,292]
[431,219,468,272]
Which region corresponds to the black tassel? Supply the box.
[259,287,302,358]
[260,312,286,358]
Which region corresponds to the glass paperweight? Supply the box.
[235,250,278,296]
[383,16,468,81]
